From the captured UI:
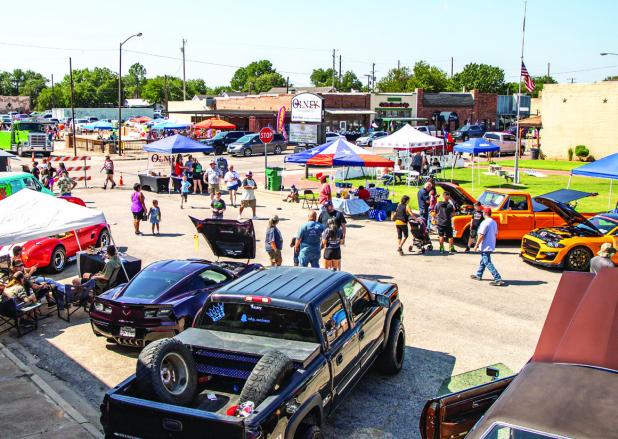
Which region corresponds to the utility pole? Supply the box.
[371,63,376,92]
[181,38,187,100]
[332,49,336,89]
[451,57,454,77]
[547,62,550,77]
[69,58,76,157]
[338,54,342,84]
[397,60,400,70]
[364,74,371,91]
[568,77,575,84]
[51,74,56,109]
[164,75,169,112]
[286,76,289,94]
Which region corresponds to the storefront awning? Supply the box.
[324,109,376,115]
[381,117,428,122]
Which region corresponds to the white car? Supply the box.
[355,131,388,147]
[483,132,517,154]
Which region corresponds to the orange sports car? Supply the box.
[521,197,618,271]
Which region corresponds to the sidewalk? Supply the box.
[0,342,101,438]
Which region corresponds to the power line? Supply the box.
[0,40,113,52]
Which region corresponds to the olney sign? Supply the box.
[291,93,323,123]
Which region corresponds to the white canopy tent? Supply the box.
[372,124,444,150]
[0,189,129,280]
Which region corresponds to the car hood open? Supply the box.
[534,197,601,234]
[190,217,256,259]
[434,182,476,208]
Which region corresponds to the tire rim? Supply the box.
[569,248,590,270]
[275,147,281,154]
[100,231,110,247]
[244,149,251,157]
[395,330,405,366]
[160,352,189,395]
[54,250,65,270]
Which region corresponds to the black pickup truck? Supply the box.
[101,266,404,439]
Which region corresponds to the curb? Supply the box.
[0,342,103,438]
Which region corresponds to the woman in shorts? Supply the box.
[322,218,343,271]
[224,165,240,207]
[192,158,204,194]
[130,183,146,235]
[393,195,412,255]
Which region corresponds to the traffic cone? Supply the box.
[119,173,124,187]
[31,152,35,163]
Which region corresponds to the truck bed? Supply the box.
[176,328,321,369]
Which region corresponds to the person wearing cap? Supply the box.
[318,175,332,207]
[224,164,241,207]
[204,161,222,202]
[471,207,506,286]
[318,201,346,244]
[101,155,116,189]
[77,245,122,292]
[265,215,283,266]
[239,171,257,219]
[31,161,40,180]
[590,243,617,274]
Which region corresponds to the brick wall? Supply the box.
[215,95,292,111]
[322,93,370,109]
[415,89,497,128]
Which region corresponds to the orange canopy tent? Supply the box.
[194,118,236,130]
[129,116,151,123]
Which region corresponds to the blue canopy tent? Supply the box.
[569,152,618,210]
[143,134,213,154]
[83,120,113,130]
[150,120,192,130]
[453,138,501,192]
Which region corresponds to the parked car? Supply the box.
[325,131,342,141]
[0,195,110,273]
[1,114,12,124]
[482,132,516,154]
[100,266,403,438]
[420,268,618,439]
[201,131,253,155]
[89,219,262,347]
[415,125,438,136]
[74,118,90,129]
[227,133,287,157]
[0,172,54,200]
[355,131,388,147]
[435,183,597,241]
[453,124,485,141]
[521,197,618,271]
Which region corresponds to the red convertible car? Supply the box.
[0,196,110,273]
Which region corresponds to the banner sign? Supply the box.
[291,93,323,123]
[289,123,318,144]
[276,106,286,133]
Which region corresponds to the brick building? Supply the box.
[415,89,498,131]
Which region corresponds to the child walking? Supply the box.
[149,200,161,235]
[211,191,226,219]
[180,175,191,209]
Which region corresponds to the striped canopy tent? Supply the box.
[194,118,236,130]
[372,124,443,151]
[285,137,394,167]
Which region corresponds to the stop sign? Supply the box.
[259,127,274,144]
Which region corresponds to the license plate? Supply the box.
[119,326,136,338]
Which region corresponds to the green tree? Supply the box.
[186,78,208,97]
[407,61,449,92]
[339,71,363,91]
[142,76,183,105]
[604,75,618,81]
[529,75,557,98]
[123,63,147,99]
[230,60,285,93]
[310,68,336,87]
[70,67,118,106]
[376,67,412,92]
[451,63,506,93]
[310,68,362,91]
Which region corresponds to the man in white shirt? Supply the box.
[204,161,222,202]
[471,207,506,286]
[239,171,257,219]
[223,165,241,207]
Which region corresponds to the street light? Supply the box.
[600,52,618,56]
[118,32,142,155]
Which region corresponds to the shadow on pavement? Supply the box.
[150,233,184,238]
[323,346,456,439]
[503,279,547,286]
[356,274,394,280]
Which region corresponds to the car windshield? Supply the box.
[236,134,256,143]
[459,125,471,131]
[482,424,560,439]
[212,132,227,139]
[577,215,618,234]
[121,270,186,299]
[15,123,45,132]
[198,301,318,343]
[503,134,516,141]
[477,191,506,208]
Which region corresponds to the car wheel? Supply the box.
[565,246,593,271]
[215,146,224,155]
[136,338,197,405]
[239,350,293,407]
[376,317,405,375]
[243,148,252,157]
[48,246,66,273]
[274,145,282,155]
[296,424,323,439]
[97,229,111,248]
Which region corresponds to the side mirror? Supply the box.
[375,294,390,308]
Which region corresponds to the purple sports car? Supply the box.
[89,219,262,347]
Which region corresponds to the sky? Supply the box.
[2,0,617,88]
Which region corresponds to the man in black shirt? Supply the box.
[434,191,456,254]
[465,201,484,252]
[417,181,433,229]
[317,201,346,243]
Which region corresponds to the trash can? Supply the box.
[530,147,540,160]
[265,167,283,191]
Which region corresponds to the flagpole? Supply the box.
[515,0,527,184]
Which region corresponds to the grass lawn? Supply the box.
[495,159,583,172]
[340,167,614,213]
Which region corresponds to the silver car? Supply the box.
[483,132,517,154]
[227,133,287,157]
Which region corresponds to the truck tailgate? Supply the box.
[105,388,246,439]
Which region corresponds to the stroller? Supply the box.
[408,216,433,254]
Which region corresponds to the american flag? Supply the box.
[521,62,535,93]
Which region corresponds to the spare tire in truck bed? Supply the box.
[136,338,198,405]
[240,350,293,407]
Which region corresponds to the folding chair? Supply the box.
[54,284,92,323]
[302,190,319,210]
[0,298,42,337]
[95,265,122,295]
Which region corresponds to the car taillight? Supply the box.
[243,296,271,303]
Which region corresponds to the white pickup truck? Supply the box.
[415,125,439,136]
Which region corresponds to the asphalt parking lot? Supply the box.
[2,151,563,438]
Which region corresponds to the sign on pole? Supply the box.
[260,127,274,188]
